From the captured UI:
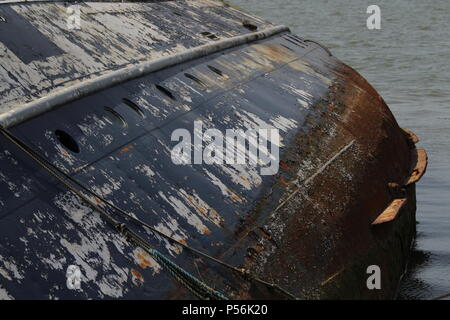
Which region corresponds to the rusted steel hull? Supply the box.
[242,62,425,299]
[0,1,426,299]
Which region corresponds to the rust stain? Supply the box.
[328,103,338,111]
[258,227,272,240]
[388,182,406,199]
[130,268,144,286]
[186,196,207,215]
[172,245,183,255]
[135,250,160,273]
[279,161,291,171]
[277,177,290,187]
[184,195,223,227]
[230,192,243,202]
[119,145,134,154]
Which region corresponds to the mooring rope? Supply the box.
[0,126,228,300]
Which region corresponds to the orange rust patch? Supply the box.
[230,192,242,202]
[172,245,183,255]
[119,145,134,154]
[135,250,160,273]
[253,243,264,253]
[186,196,207,215]
[223,186,243,202]
[279,161,291,171]
[258,227,272,240]
[328,103,338,111]
[131,268,144,286]
[277,177,290,187]
[185,196,222,225]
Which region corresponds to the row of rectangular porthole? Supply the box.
[54,33,314,155]
[54,33,308,154]
[55,65,228,154]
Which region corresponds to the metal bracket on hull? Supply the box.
[372,129,427,226]
[371,198,407,226]
[407,148,428,185]
[402,128,420,145]
[401,127,428,184]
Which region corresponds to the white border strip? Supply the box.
[0,25,289,128]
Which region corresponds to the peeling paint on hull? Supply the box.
[0,1,425,299]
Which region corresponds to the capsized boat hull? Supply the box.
[0,0,426,299]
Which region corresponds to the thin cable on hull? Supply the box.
[0,126,227,300]
[0,126,297,299]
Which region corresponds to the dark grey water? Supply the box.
[231,0,450,299]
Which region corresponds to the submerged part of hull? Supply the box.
[0,1,426,299]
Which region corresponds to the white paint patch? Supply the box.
[40,253,67,271]
[90,174,123,199]
[135,164,155,179]
[270,115,298,132]
[180,188,223,226]
[204,169,244,202]
[282,84,314,107]
[220,164,262,190]
[0,255,24,281]
[132,247,161,275]
[0,285,13,300]
[158,190,210,234]
[153,220,187,256]
[54,191,132,298]
[297,98,309,109]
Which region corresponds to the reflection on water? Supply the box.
[230,0,450,299]
[397,237,432,299]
